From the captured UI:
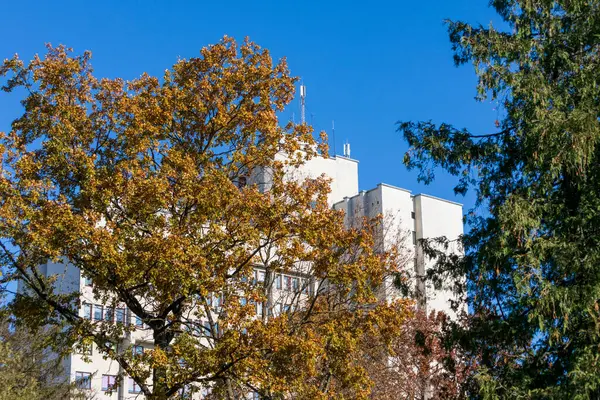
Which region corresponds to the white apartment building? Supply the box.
[276,151,463,316]
[22,150,463,399]
[332,182,464,318]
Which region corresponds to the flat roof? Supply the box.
[332,155,359,163]
[412,193,463,207]
[377,182,412,194]
[332,183,462,208]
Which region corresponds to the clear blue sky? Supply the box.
[0,0,502,214]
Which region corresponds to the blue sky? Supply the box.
[0,0,501,214]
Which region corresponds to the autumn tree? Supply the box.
[399,1,600,398]
[0,38,408,399]
[366,310,471,400]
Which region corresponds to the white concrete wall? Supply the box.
[277,153,359,206]
[413,194,464,319]
[379,185,416,301]
[334,184,416,301]
[46,259,81,294]
[307,156,358,205]
[379,184,414,251]
[333,184,464,316]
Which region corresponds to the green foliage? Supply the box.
[0,307,88,400]
[399,1,600,398]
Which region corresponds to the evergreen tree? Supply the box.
[399,1,600,398]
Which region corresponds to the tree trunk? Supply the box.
[150,329,171,400]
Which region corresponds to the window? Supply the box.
[212,294,223,310]
[283,304,291,313]
[256,302,263,317]
[285,276,292,291]
[240,297,247,306]
[411,211,415,219]
[275,274,282,290]
[93,305,103,321]
[301,279,309,295]
[76,342,93,356]
[104,307,114,323]
[104,341,117,353]
[202,321,211,336]
[274,303,282,315]
[75,372,92,390]
[179,385,192,398]
[237,176,247,188]
[102,375,117,391]
[129,378,141,394]
[133,345,144,356]
[412,231,417,245]
[115,308,125,324]
[292,277,299,292]
[82,303,92,320]
[190,322,203,336]
[83,276,92,287]
[257,271,265,283]
[134,315,143,328]
[182,323,192,335]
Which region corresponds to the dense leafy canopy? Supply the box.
[0,38,409,399]
[399,1,600,398]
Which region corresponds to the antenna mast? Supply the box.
[300,84,306,124]
[332,120,336,156]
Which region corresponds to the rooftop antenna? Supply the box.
[332,120,336,156]
[300,83,306,124]
[343,140,351,158]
